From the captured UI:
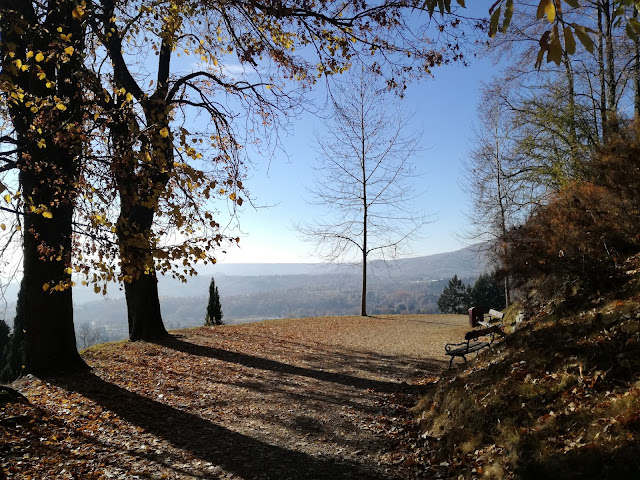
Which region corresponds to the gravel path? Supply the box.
[10,314,469,479]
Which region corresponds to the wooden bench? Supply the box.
[444,324,502,369]
[478,308,505,328]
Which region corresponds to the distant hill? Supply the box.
[197,243,488,282]
[2,245,490,347]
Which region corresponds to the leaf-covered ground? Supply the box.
[1,314,469,479]
[414,296,640,479]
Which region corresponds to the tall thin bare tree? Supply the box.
[296,68,426,316]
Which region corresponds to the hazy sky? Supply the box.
[215,53,498,264]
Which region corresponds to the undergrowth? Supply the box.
[413,268,640,479]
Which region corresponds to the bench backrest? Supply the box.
[465,325,501,341]
[488,309,505,320]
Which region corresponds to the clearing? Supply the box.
[2,314,468,479]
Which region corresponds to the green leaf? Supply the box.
[627,20,638,41]
[613,5,626,18]
[574,25,594,54]
[503,0,514,32]
[564,26,576,55]
[535,48,545,70]
[547,26,563,64]
[489,6,501,38]
[629,16,640,36]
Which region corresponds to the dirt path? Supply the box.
[6,314,469,479]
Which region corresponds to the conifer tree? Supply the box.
[470,273,506,311]
[205,278,223,326]
[437,275,471,314]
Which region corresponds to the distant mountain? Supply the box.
[375,244,489,279]
[197,243,488,281]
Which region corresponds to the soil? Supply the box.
[3,314,470,479]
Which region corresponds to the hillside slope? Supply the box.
[411,275,640,478]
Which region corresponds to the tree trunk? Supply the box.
[110,102,170,342]
[597,2,608,140]
[125,273,166,341]
[116,203,168,342]
[361,248,367,317]
[562,52,580,176]
[2,0,87,377]
[603,0,617,132]
[634,8,640,118]
[15,169,87,374]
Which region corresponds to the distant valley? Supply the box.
[2,245,489,347]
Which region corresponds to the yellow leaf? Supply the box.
[545,1,556,23]
[56,103,67,111]
[159,127,169,138]
[42,283,50,292]
[37,138,46,148]
[26,51,34,58]
[72,4,85,19]
[64,46,74,55]
[60,33,72,41]
[35,52,44,62]
[0,224,5,230]
[3,194,11,203]
[125,92,133,102]
[93,285,101,294]
[42,211,53,219]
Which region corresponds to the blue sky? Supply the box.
[215,54,498,264]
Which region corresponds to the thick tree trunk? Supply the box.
[116,203,168,342]
[125,273,166,341]
[2,0,87,377]
[15,174,87,375]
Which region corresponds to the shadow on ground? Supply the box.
[55,372,391,480]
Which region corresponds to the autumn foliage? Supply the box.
[502,122,640,295]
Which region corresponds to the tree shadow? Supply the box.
[157,336,426,394]
[53,372,394,480]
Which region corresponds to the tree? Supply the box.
[0,318,10,380]
[437,275,471,314]
[75,322,106,350]
[0,0,90,377]
[296,67,426,316]
[79,0,472,339]
[204,277,223,326]
[463,81,520,307]
[470,272,507,311]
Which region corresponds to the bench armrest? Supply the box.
[445,340,469,353]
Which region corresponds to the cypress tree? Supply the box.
[204,278,223,326]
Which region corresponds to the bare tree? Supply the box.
[296,68,426,316]
[75,322,106,350]
[463,81,533,308]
